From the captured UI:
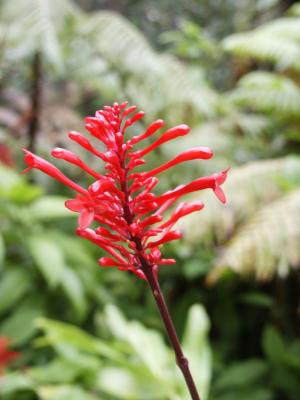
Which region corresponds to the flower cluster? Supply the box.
[0,337,20,374]
[23,102,228,279]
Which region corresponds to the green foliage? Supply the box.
[0,304,211,400]
[213,189,300,281]
[1,1,300,399]
[223,16,300,71]
[182,157,300,244]
[228,71,300,118]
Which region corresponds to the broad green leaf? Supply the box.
[27,235,66,288]
[37,385,97,400]
[97,366,172,400]
[215,387,272,400]
[0,164,20,192]
[262,326,286,364]
[35,318,118,360]
[29,359,82,384]
[61,267,87,320]
[29,196,74,220]
[239,292,274,308]
[214,359,268,390]
[0,234,5,268]
[104,304,171,379]
[8,182,43,204]
[0,300,44,344]
[181,305,212,400]
[0,269,31,315]
[0,373,35,396]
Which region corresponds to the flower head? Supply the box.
[0,337,20,374]
[23,102,228,279]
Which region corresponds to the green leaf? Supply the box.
[37,385,97,400]
[215,359,268,390]
[0,164,20,192]
[0,373,35,396]
[104,304,171,379]
[29,359,82,384]
[29,196,74,220]
[262,326,286,364]
[181,305,212,400]
[0,299,44,344]
[239,292,274,308]
[0,234,5,269]
[27,235,66,288]
[8,182,43,204]
[216,387,272,400]
[61,267,87,320]
[0,269,31,315]
[35,318,118,360]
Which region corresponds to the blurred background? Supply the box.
[1,0,300,399]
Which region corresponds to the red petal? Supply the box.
[214,185,226,204]
[78,209,95,229]
[65,199,84,212]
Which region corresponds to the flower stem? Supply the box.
[140,256,201,400]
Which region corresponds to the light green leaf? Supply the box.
[37,384,97,400]
[104,304,171,379]
[27,235,66,288]
[61,267,87,320]
[0,269,31,315]
[0,234,5,269]
[29,359,82,384]
[181,305,212,400]
[0,300,44,344]
[35,318,118,360]
[0,373,35,395]
[29,196,74,220]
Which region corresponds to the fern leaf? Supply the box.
[210,189,300,282]
[223,17,300,71]
[227,72,300,118]
[80,11,220,122]
[1,0,80,68]
[181,157,300,245]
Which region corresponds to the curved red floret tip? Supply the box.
[22,102,228,279]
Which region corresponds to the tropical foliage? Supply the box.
[0,0,300,399]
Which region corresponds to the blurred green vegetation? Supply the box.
[0,0,300,399]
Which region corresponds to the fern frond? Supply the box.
[79,11,220,122]
[210,189,300,282]
[223,17,300,71]
[227,72,300,117]
[1,0,80,68]
[181,157,300,245]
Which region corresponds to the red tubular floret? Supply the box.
[22,149,88,195]
[140,147,213,178]
[128,124,190,159]
[51,148,101,179]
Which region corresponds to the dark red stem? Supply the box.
[138,251,201,400]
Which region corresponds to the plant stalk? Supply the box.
[139,254,201,400]
[27,51,42,152]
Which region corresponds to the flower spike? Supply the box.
[22,102,228,278]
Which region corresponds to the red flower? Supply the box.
[22,102,228,279]
[0,337,20,374]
